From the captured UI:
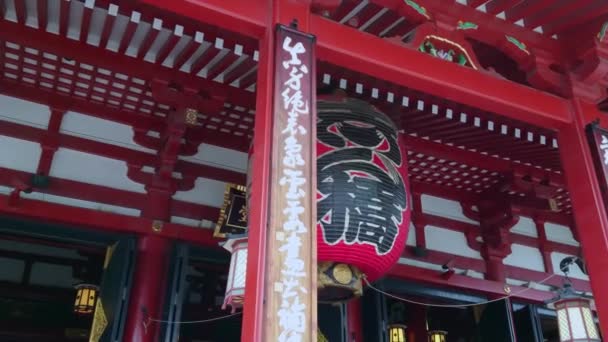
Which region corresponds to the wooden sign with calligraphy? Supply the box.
[214,183,248,238]
[263,25,317,342]
[586,123,608,209]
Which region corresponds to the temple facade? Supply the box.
[0,0,608,341]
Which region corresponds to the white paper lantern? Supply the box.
[221,236,248,313]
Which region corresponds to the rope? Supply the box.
[363,273,558,308]
[149,311,242,325]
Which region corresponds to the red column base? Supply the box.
[123,235,171,342]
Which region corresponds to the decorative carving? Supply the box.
[598,22,608,43]
[457,20,478,30]
[403,0,431,20]
[152,220,163,233]
[185,108,198,126]
[505,35,530,55]
[418,35,477,69]
[89,301,108,342]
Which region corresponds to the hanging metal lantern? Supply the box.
[547,284,600,342]
[554,297,600,341]
[428,330,448,342]
[220,234,248,313]
[388,324,408,342]
[546,257,600,342]
[317,93,411,301]
[73,284,99,314]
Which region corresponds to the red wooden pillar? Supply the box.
[241,1,274,340]
[406,305,427,342]
[559,97,608,336]
[123,235,171,342]
[124,105,185,340]
[346,298,364,341]
[241,0,315,341]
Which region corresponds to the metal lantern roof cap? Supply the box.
[219,233,249,252]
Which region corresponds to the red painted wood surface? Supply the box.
[559,99,608,336]
[241,3,274,341]
[346,298,364,342]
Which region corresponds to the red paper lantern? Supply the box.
[240,94,410,302]
[316,95,411,285]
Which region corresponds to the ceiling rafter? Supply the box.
[403,135,565,185]
[0,19,256,108]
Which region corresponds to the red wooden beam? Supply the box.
[58,0,70,37]
[0,193,220,247]
[136,19,161,59]
[14,0,26,25]
[0,79,251,152]
[190,46,222,76]
[484,0,520,16]
[466,0,490,8]
[206,53,240,81]
[154,27,182,65]
[0,119,246,185]
[505,0,555,23]
[79,0,94,42]
[387,264,553,303]
[0,166,221,222]
[36,0,48,30]
[543,2,608,36]
[522,0,589,30]
[99,3,117,49]
[173,32,204,70]
[223,58,258,85]
[117,12,139,55]
[139,0,266,39]
[312,16,571,130]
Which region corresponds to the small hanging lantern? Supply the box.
[428,330,448,342]
[546,257,600,341]
[388,324,407,342]
[74,284,99,314]
[387,302,407,342]
[220,234,248,313]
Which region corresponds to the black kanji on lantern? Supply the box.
[317,98,407,255]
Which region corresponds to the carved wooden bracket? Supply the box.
[571,41,608,103]
[478,197,517,258]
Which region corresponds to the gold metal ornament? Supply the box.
[318,262,363,302]
[333,263,353,285]
[152,220,163,233]
[185,108,198,125]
